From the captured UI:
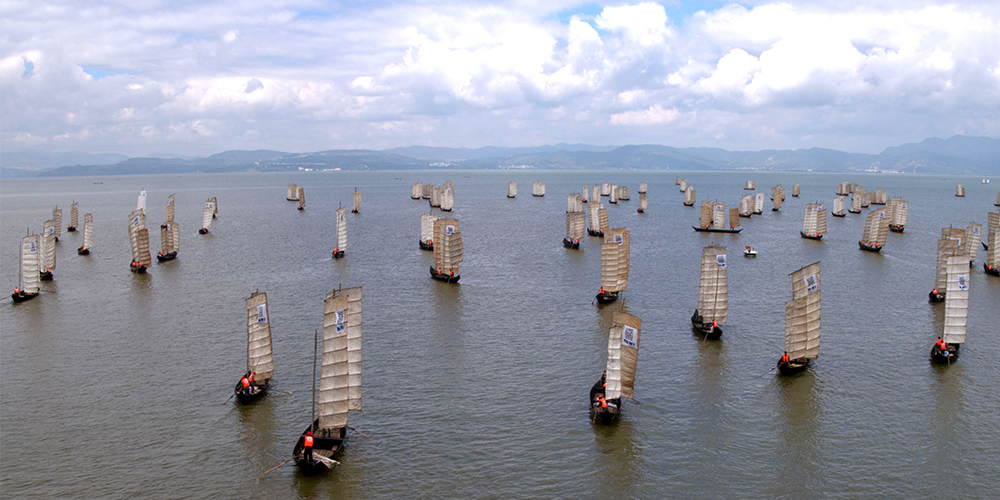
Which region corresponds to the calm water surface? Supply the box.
[2,171,998,499]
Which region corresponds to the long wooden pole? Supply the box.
[311,328,318,433]
[257,458,292,479]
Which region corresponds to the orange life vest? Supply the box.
[600,397,607,408]
[242,377,249,388]
[781,353,789,363]
[304,436,313,447]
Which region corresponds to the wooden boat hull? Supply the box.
[156,251,177,262]
[848,209,861,214]
[777,358,809,376]
[532,194,544,197]
[683,202,695,207]
[507,195,515,199]
[234,379,268,405]
[595,291,618,304]
[985,263,999,276]
[10,290,38,302]
[832,212,847,217]
[928,290,945,302]
[690,310,722,340]
[858,241,882,252]
[286,197,299,201]
[39,270,53,281]
[562,238,580,249]
[637,209,644,213]
[930,344,960,364]
[130,261,147,273]
[587,228,604,237]
[430,266,459,283]
[439,208,450,212]
[198,228,209,234]
[418,240,433,251]
[589,377,620,425]
[333,250,345,259]
[293,422,346,476]
[889,225,904,233]
[77,247,90,255]
[800,232,823,240]
[67,226,77,232]
[692,226,743,233]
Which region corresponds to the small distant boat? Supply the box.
[430,218,462,282]
[67,201,79,232]
[984,178,990,184]
[683,186,696,207]
[984,212,999,276]
[211,197,218,218]
[637,192,648,214]
[848,191,863,214]
[588,203,608,237]
[590,311,641,425]
[297,187,306,211]
[771,185,783,212]
[609,184,618,204]
[287,184,299,201]
[198,199,214,234]
[352,189,361,213]
[422,184,432,200]
[40,220,56,280]
[964,222,983,267]
[592,186,601,206]
[595,228,629,304]
[77,214,93,255]
[564,194,584,248]
[743,245,757,257]
[412,182,423,200]
[11,232,40,302]
[678,179,687,193]
[744,180,755,190]
[333,207,347,258]
[859,209,888,252]
[675,177,682,185]
[691,244,727,340]
[638,182,647,194]
[419,212,438,251]
[128,209,151,273]
[693,201,742,233]
[601,183,611,197]
[235,291,274,405]
[955,185,965,197]
[429,186,441,208]
[929,235,962,302]
[777,262,821,375]
[930,256,968,364]
[739,195,752,218]
[792,183,800,197]
[871,189,887,205]
[836,181,850,196]
[51,207,63,242]
[753,192,764,215]
[800,203,827,240]
[581,185,589,203]
[157,220,179,262]
[439,187,453,212]
[507,181,516,199]
[618,185,630,201]
[832,196,847,217]
[532,182,545,197]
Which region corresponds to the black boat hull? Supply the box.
[587,228,604,237]
[889,225,905,233]
[67,226,77,232]
[287,198,299,201]
[130,261,147,273]
[928,290,945,302]
[77,247,90,255]
[156,251,177,262]
[930,344,960,364]
[832,212,847,217]
[562,238,580,249]
[692,226,743,233]
[430,266,459,283]
[690,310,722,340]
[39,271,53,281]
[10,291,38,302]
[333,250,345,259]
[848,209,861,214]
[293,422,346,476]
[532,194,544,197]
[198,228,209,234]
[234,379,268,405]
[985,263,999,276]
[595,291,618,304]
[351,209,359,213]
[683,202,694,207]
[419,240,433,251]
[507,195,515,199]
[637,209,644,213]
[800,232,823,240]
[297,207,304,211]
[859,241,882,252]
[590,377,620,425]
[777,358,809,376]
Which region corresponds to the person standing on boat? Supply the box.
[241,375,251,395]
[304,431,314,462]
[781,352,790,364]
[936,337,948,353]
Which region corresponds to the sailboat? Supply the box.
[739,195,753,218]
[137,189,147,212]
[430,218,463,282]
[609,184,618,204]
[51,208,63,242]
[11,232,41,302]
[964,222,983,266]
[412,182,423,200]
[619,185,630,201]
[211,197,218,218]
[836,182,850,196]
[595,228,629,304]
[533,182,545,197]
[420,213,438,250]
[792,183,801,197]
[679,179,687,193]
[683,186,696,207]
[40,220,56,280]
[592,185,601,205]
[78,214,93,255]
[848,191,863,214]
[297,187,306,211]
[507,181,516,199]
[753,192,764,215]
[440,187,454,212]
[293,286,362,475]
[161,194,175,229]
[800,203,827,240]
[590,311,641,425]
[995,193,999,207]
[985,212,999,276]
[832,196,847,217]
[429,186,441,208]
[676,177,682,185]
[422,184,432,200]
[638,182,647,194]
[157,220,179,261]
[582,185,589,203]
[637,192,648,214]
[693,201,742,233]
[691,244,728,339]
[352,189,361,213]
[929,235,962,302]
[744,180,755,190]
[287,184,299,201]
[771,186,783,212]
[128,209,151,273]
[67,202,79,232]
[872,190,887,205]
[198,199,214,234]
[602,183,612,197]
[565,194,585,248]
[955,185,965,197]
[235,291,275,404]
[587,203,605,237]
[777,262,821,375]
[930,256,969,364]
[859,209,889,252]
[333,207,347,258]
[987,212,999,251]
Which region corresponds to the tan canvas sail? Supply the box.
[676,177,682,185]
[638,192,648,211]
[592,185,601,203]
[609,185,618,203]
[785,262,821,360]
[422,184,432,199]
[792,184,801,197]
[588,203,601,231]
[567,211,585,241]
[862,209,889,247]
[679,179,687,192]
[165,194,175,223]
[353,190,362,212]
[130,208,146,231]
[600,228,629,292]
[52,208,62,238]
[956,185,965,197]
[582,185,589,202]
[421,213,439,245]
[964,223,983,263]
[20,234,41,294]
[336,207,348,252]
[745,180,755,190]
[433,218,463,273]
[837,181,849,195]
[604,311,641,400]
[712,202,725,230]
[137,190,147,211]
[338,286,363,412]
[567,193,583,213]
[441,188,454,211]
[70,202,78,229]
[211,197,218,215]
[934,237,962,293]
[288,184,299,200]
[508,181,517,198]
[171,221,180,252]
[639,182,647,194]
[850,192,863,212]
[833,196,845,214]
[685,186,695,205]
[202,200,214,230]
[740,195,752,216]
[135,228,151,266]
[246,292,275,381]
[533,182,545,196]
[697,244,728,324]
[620,186,630,200]
[729,208,739,228]
[597,206,609,233]
[986,212,999,271]
[160,223,175,254]
[430,186,441,207]
[754,192,764,213]
[602,183,611,196]
[943,255,969,344]
[699,201,712,228]
[771,187,783,210]
[320,290,350,430]
[802,203,826,236]
[41,220,57,271]
[298,187,306,209]
[82,214,94,251]
[412,182,422,199]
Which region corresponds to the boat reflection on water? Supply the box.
[769,374,826,496]
[591,408,641,498]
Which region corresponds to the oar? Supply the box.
[758,366,777,378]
[348,426,370,438]
[257,458,292,478]
[268,388,292,395]
[223,393,236,404]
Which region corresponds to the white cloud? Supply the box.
[610,105,680,125]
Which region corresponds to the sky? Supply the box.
[2,1,999,157]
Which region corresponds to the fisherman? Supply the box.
[241,375,251,394]
[599,287,605,295]
[249,371,256,387]
[304,431,314,461]
[781,352,790,364]
[936,337,947,352]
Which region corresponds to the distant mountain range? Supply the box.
[3,135,997,178]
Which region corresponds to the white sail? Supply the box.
[754,192,764,213]
[745,180,755,190]
[41,220,57,271]
[602,183,611,196]
[566,211,585,240]
[639,182,647,194]
[942,256,969,345]
[20,234,41,294]
[70,202,79,229]
[533,182,545,197]
[604,311,641,400]
[130,208,146,232]
[353,190,362,212]
[679,179,687,192]
[320,290,350,430]
[582,185,589,202]
[82,214,94,251]
[802,203,826,236]
[211,197,218,216]
[441,188,454,211]
[202,200,214,230]
[685,186,695,205]
[160,223,175,254]
[430,186,441,207]
[412,182,422,199]
[508,181,517,198]
[956,185,965,197]
[792,184,801,197]
[433,218,463,274]
[592,185,601,204]
[298,187,306,209]
[833,196,845,214]
[964,222,982,263]
[421,213,439,244]
[986,212,999,271]
[597,206,609,233]
[600,228,629,292]
[771,186,783,210]
[336,207,348,252]
[739,195,752,216]
[638,192,648,211]
[935,237,962,293]
[712,202,725,230]
[610,185,618,203]
[246,292,275,381]
[52,208,62,238]
[132,227,151,266]
[340,286,363,412]
[287,184,299,200]
[422,184,432,199]
[697,244,728,324]
[699,201,712,228]
[137,190,147,211]
[785,262,821,360]
[850,192,863,212]
[165,194,175,223]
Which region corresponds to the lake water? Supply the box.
[2,171,998,499]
